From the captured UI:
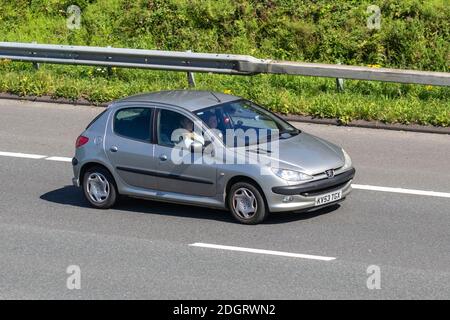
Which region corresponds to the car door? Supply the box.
[153,108,217,197]
[104,105,158,190]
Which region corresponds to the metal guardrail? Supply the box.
[0,42,449,87]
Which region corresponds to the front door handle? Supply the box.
[159,154,168,161]
[110,146,118,152]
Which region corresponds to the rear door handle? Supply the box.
[110,146,118,152]
[159,154,168,161]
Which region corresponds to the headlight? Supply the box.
[342,149,352,170]
[271,168,313,182]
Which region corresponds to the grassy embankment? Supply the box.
[0,0,449,126]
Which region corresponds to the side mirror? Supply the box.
[190,140,215,157]
[190,141,204,153]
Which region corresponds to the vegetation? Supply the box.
[0,0,449,126]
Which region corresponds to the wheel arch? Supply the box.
[79,161,118,191]
[225,175,268,209]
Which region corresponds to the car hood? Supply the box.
[243,132,345,175]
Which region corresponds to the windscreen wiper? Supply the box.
[279,128,300,137]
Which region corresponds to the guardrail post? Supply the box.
[186,50,196,87]
[336,62,344,92]
[31,41,40,70]
[336,77,344,92]
[106,46,113,76]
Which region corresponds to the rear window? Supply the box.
[114,107,152,142]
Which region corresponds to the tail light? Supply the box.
[75,135,89,148]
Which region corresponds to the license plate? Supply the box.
[315,190,342,206]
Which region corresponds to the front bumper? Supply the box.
[267,168,355,212]
[272,168,355,195]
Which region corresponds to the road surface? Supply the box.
[0,99,449,299]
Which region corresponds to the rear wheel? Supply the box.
[228,182,268,224]
[82,166,117,209]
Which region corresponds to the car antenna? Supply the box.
[210,91,221,103]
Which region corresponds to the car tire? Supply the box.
[228,182,269,224]
[82,166,117,209]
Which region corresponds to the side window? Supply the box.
[157,109,204,148]
[114,107,152,142]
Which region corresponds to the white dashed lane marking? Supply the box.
[45,156,72,162]
[0,151,47,159]
[0,151,71,162]
[189,243,337,261]
[352,184,450,199]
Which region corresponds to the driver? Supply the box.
[204,111,224,140]
[206,112,218,129]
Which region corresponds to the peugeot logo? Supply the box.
[325,169,335,178]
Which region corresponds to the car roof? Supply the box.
[111,90,241,112]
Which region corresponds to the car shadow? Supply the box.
[40,186,340,225]
[265,203,341,224]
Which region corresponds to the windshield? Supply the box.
[195,99,299,146]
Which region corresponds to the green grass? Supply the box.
[0,0,449,126]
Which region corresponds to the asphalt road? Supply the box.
[0,99,449,299]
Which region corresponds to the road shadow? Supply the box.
[40,186,340,225]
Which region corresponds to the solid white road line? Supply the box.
[0,151,71,162]
[189,242,336,261]
[0,151,47,159]
[352,184,450,199]
[45,156,72,162]
[1,150,450,199]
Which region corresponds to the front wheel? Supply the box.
[82,166,117,209]
[228,182,269,224]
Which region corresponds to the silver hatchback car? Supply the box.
[72,90,355,224]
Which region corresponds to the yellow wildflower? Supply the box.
[0,58,11,65]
